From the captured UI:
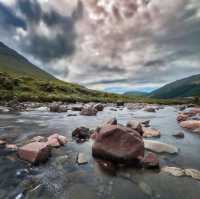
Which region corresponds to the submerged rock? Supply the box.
[180,120,200,130]
[142,152,160,169]
[127,120,144,136]
[185,169,200,180]
[144,140,178,154]
[18,142,50,164]
[173,132,185,139]
[92,124,144,164]
[162,167,200,181]
[142,127,161,138]
[162,167,185,177]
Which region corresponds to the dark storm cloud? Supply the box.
[17,0,42,23]
[0,2,26,29]
[0,0,83,62]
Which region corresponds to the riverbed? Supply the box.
[0,105,200,199]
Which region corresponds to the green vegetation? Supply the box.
[0,72,191,104]
[124,91,148,97]
[150,74,200,99]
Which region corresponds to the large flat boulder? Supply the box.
[92,124,144,164]
[144,140,178,154]
[18,142,50,164]
[180,120,200,130]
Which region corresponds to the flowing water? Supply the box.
[0,105,200,199]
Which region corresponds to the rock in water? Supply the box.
[94,103,104,111]
[80,106,98,116]
[180,120,200,130]
[142,152,160,169]
[185,169,200,181]
[161,167,185,177]
[162,167,200,181]
[144,107,156,113]
[144,140,178,154]
[173,132,184,139]
[77,153,88,165]
[72,127,91,142]
[18,142,50,164]
[142,127,161,138]
[177,114,188,122]
[92,124,144,164]
[0,140,6,146]
[127,120,144,136]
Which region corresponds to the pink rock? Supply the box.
[18,142,50,164]
[92,124,144,164]
[47,134,67,147]
[6,144,18,151]
[142,127,161,138]
[47,138,60,147]
[142,152,160,169]
[58,135,67,145]
[180,120,200,130]
[177,114,188,122]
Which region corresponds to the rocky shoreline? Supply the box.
[0,102,200,198]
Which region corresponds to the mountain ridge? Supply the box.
[150,74,200,99]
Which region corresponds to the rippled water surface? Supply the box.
[0,106,200,199]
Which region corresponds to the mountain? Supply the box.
[150,74,200,99]
[0,41,54,80]
[0,41,136,103]
[124,91,148,97]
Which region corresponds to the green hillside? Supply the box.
[0,42,54,80]
[124,91,148,97]
[150,74,200,99]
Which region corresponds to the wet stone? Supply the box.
[77,153,88,165]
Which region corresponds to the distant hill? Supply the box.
[124,91,148,97]
[150,74,200,99]
[0,41,54,80]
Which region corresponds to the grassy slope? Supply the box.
[0,42,55,80]
[124,91,148,97]
[150,74,200,99]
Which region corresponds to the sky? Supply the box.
[0,0,200,93]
